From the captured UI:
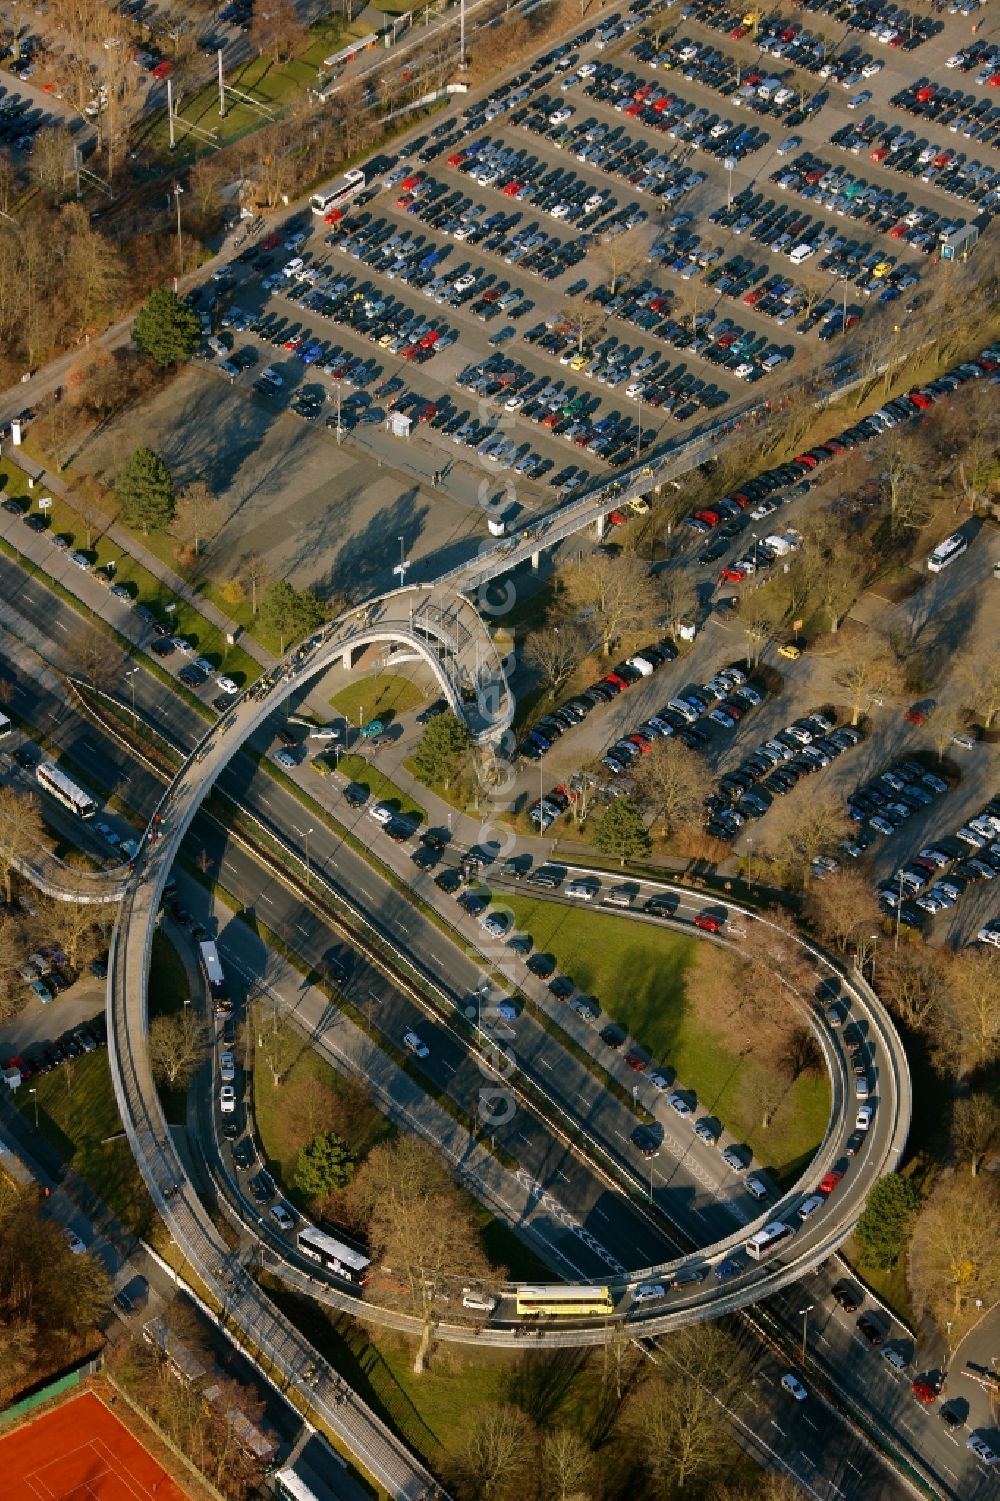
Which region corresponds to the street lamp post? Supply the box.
[124,665,139,728]
[799,1304,814,1363]
[636,394,642,460]
[894,868,905,950]
[304,826,314,887]
[29,1086,38,1129]
[746,835,753,887]
[869,931,878,983]
[172,183,184,278]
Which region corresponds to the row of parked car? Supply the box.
[685,0,938,58]
[833,121,1000,216]
[519,640,676,764]
[713,186,921,303]
[634,34,822,124]
[573,62,772,164]
[944,38,1000,83]
[8,1010,107,1082]
[527,310,734,409]
[876,793,1000,929]
[892,77,1000,143]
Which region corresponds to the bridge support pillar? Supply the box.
[593,513,606,540]
[341,644,356,670]
[531,551,540,570]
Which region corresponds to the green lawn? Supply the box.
[254,1019,550,1278]
[503,897,829,1181]
[17,1050,159,1241]
[331,674,426,727]
[335,753,426,825]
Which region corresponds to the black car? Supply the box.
[249,1170,275,1204]
[845,1129,865,1156]
[150,638,175,657]
[14,745,37,769]
[832,1280,863,1312]
[548,975,574,999]
[169,901,192,927]
[88,956,108,979]
[343,785,367,808]
[857,1314,884,1346]
[420,831,447,853]
[232,1139,254,1170]
[434,867,461,893]
[221,1119,240,1141]
[416,698,447,725]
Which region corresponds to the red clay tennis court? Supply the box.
[1,1391,188,1501]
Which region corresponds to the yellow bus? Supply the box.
[515,1284,615,1318]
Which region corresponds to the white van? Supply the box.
[626,655,654,677]
[603,888,633,909]
[789,243,816,264]
[565,881,597,901]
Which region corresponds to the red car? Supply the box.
[151,60,172,78]
[908,390,932,409]
[905,704,933,725]
[324,208,343,225]
[395,193,414,209]
[283,335,304,352]
[608,510,629,527]
[793,453,818,470]
[503,181,522,196]
[694,913,722,933]
[694,509,720,527]
[818,1170,843,1196]
[417,403,437,423]
[260,232,280,250]
[719,566,747,583]
[447,152,465,167]
[912,1378,937,1405]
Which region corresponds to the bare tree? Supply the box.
[909,1173,1000,1339]
[49,896,110,970]
[558,292,604,355]
[959,650,1000,731]
[803,868,883,956]
[951,1095,1000,1178]
[348,1137,496,1372]
[834,635,902,726]
[948,948,1000,1073]
[632,738,703,838]
[29,125,73,198]
[590,226,651,296]
[238,552,269,616]
[541,1426,592,1501]
[628,1323,744,1492]
[761,786,850,889]
[0,787,44,904]
[557,552,660,656]
[250,0,306,64]
[148,1010,209,1089]
[454,1403,535,1501]
[174,480,223,560]
[656,567,697,641]
[522,624,586,696]
[66,626,125,692]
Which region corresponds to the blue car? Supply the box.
[714,1257,744,1283]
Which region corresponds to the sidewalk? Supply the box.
[4,448,277,670]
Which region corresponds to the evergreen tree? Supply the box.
[294,1131,355,1199]
[133,287,201,367]
[593,796,651,867]
[114,447,175,535]
[410,711,470,789]
[855,1174,921,1270]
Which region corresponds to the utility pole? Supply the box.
[167,76,175,150]
[799,1304,814,1363]
[124,666,139,728]
[218,48,226,118]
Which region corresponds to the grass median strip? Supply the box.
[330,754,426,824]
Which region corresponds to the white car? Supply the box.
[856,1104,874,1131]
[271,1202,297,1232]
[171,636,195,655]
[219,1084,236,1113]
[667,1092,693,1117]
[481,911,512,938]
[216,676,240,695]
[63,1227,87,1255]
[219,1050,235,1083]
[309,723,343,739]
[548,106,573,125]
[284,231,306,250]
[798,1194,824,1221]
[403,1030,429,1058]
[746,1177,768,1200]
[368,803,393,825]
[781,1373,808,1402]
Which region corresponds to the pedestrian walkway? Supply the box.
[4,449,277,670]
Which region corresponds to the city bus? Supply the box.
[744,1221,796,1260]
[926,532,968,572]
[515,1284,615,1318]
[310,168,365,217]
[35,761,98,819]
[297,1225,371,1286]
[197,939,230,1015]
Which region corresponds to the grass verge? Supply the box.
[503,896,828,1181]
[17,1050,160,1242]
[331,674,426,726]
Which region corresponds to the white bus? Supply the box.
[0,713,11,738]
[927,532,968,572]
[744,1221,796,1260]
[310,168,365,216]
[297,1225,371,1286]
[35,761,98,819]
[197,939,230,1015]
